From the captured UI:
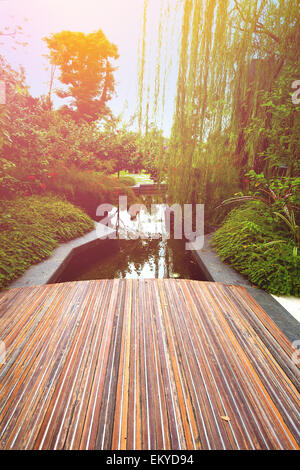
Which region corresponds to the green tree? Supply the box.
[44,30,119,123]
[0,57,50,167]
[137,127,167,183]
[245,62,300,177]
[94,123,144,177]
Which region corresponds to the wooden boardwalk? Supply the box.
[0,279,299,450]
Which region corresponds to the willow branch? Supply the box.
[254,22,280,43]
[233,1,280,43]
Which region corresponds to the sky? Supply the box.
[0,0,174,132]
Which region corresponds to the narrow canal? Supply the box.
[57,200,207,282]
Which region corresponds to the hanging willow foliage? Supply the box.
[138,0,300,207]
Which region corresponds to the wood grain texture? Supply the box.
[0,280,299,450]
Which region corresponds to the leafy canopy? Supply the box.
[44,30,119,122]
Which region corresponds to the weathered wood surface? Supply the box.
[0,279,299,450]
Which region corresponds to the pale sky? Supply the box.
[0,0,176,132]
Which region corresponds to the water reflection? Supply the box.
[57,202,206,282]
[102,200,170,241]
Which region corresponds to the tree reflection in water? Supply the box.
[57,201,207,282]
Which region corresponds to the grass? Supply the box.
[0,195,95,290]
[115,171,154,184]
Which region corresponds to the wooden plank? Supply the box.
[0,280,299,450]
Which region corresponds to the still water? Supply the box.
[56,202,206,282]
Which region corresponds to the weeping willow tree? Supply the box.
[138,0,300,208]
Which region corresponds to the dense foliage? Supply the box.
[0,195,94,290]
[212,203,299,296]
[213,170,299,295]
[44,165,137,217]
[245,62,300,177]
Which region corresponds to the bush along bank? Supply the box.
[2,164,138,219]
[212,202,299,296]
[0,195,95,290]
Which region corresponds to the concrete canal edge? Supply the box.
[191,233,300,343]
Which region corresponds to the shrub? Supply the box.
[118,175,137,186]
[0,195,94,290]
[5,165,138,218]
[212,203,300,296]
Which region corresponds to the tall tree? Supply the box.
[44,30,119,122]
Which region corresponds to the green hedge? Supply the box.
[212,203,300,296]
[118,175,137,186]
[0,195,94,290]
[45,167,137,218]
